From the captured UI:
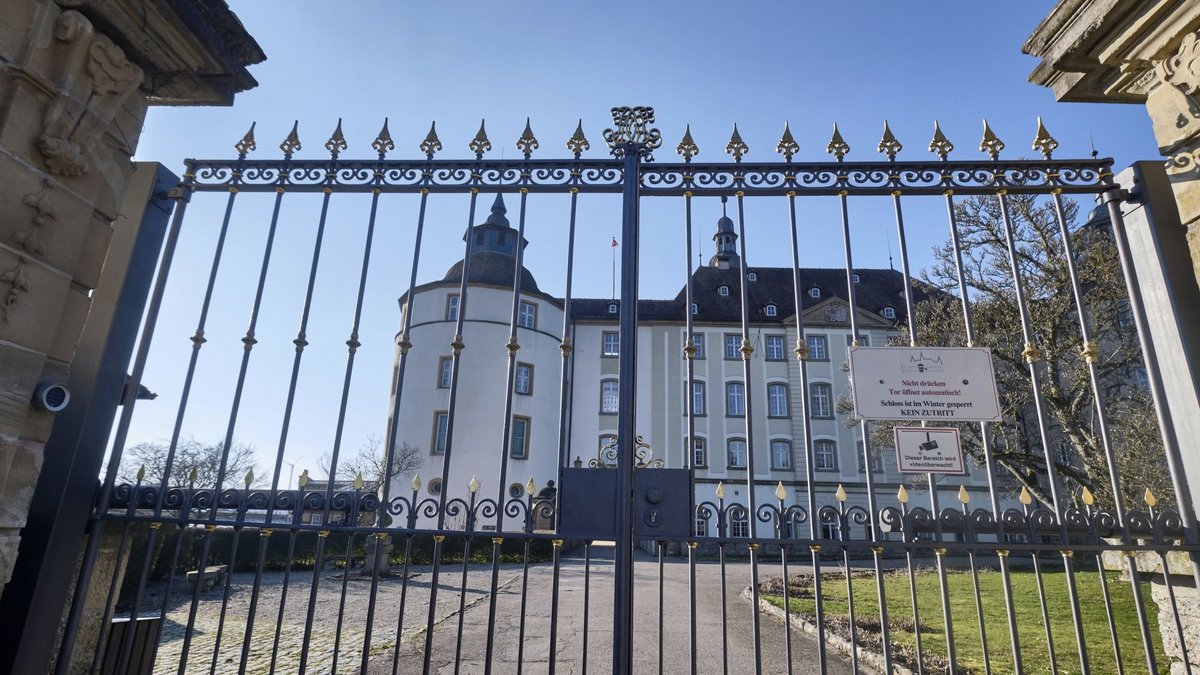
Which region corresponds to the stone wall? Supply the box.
[0,0,262,602]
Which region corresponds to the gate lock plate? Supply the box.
[559,468,693,540]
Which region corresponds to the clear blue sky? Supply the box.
[123,1,1161,487]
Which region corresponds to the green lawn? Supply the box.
[762,563,1168,674]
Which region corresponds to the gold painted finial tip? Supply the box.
[897,484,909,504]
[775,481,787,501]
[835,484,847,502]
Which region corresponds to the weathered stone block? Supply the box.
[0,247,73,352]
[47,285,91,365]
[1153,575,1200,675]
[0,434,43,529]
[0,154,103,281]
[0,532,20,586]
[0,343,44,441]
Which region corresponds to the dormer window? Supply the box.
[608,303,618,314]
[691,303,699,315]
[852,274,860,284]
[747,272,757,282]
[882,306,896,320]
[765,304,777,317]
[809,288,821,299]
[718,286,730,297]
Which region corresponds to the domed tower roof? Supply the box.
[442,193,540,292]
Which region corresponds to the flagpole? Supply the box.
[611,237,617,300]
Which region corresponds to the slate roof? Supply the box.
[571,266,929,324]
[441,252,541,293]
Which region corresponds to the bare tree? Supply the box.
[117,438,260,489]
[319,435,422,488]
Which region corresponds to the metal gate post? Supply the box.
[605,105,660,675]
[613,139,640,675]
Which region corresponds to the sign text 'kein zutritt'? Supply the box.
[848,347,1002,422]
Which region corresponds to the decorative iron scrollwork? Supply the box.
[590,434,663,469]
[603,106,662,160]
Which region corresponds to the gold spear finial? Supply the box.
[826,123,850,161]
[468,474,480,494]
[516,118,539,159]
[324,118,348,158]
[372,118,395,158]
[775,481,787,501]
[420,121,443,159]
[958,485,970,504]
[280,121,302,159]
[775,121,799,162]
[526,475,537,496]
[980,119,1005,160]
[188,466,199,485]
[411,474,421,492]
[137,465,146,482]
[234,122,257,158]
[676,124,699,162]
[1144,488,1157,507]
[567,119,590,157]
[715,482,726,500]
[725,123,749,162]
[1032,116,1058,160]
[469,119,492,159]
[298,469,309,488]
[897,484,909,504]
[835,484,847,502]
[1019,485,1033,505]
[928,120,954,160]
[244,467,254,487]
[877,120,902,161]
[354,471,365,491]
[1081,486,1095,506]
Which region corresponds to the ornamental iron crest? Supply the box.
[603,106,662,160]
[591,435,664,469]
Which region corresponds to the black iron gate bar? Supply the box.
[61,107,1200,675]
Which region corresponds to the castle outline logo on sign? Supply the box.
[848,346,1002,422]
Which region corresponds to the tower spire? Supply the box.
[709,197,739,269]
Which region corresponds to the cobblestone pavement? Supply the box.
[136,546,853,674]
[137,563,522,674]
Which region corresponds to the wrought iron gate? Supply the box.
[48,106,1200,674]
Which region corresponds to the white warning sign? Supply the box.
[849,347,1002,422]
[894,426,965,475]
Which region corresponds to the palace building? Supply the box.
[387,194,998,533]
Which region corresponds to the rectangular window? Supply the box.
[515,362,533,395]
[765,335,786,360]
[510,416,530,459]
[438,356,452,388]
[731,516,749,538]
[602,331,620,357]
[728,439,747,469]
[767,383,789,417]
[857,439,881,473]
[695,517,708,537]
[771,440,792,470]
[601,380,619,414]
[814,439,837,470]
[846,334,870,347]
[810,383,833,418]
[821,522,840,540]
[806,335,828,361]
[691,437,707,468]
[689,381,706,416]
[725,382,745,417]
[518,301,537,329]
[724,334,741,360]
[432,412,449,455]
[445,294,460,321]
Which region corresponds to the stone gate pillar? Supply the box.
[0,1,262,671]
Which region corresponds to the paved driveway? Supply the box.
[374,543,855,675]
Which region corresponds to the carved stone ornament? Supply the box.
[13,180,56,257]
[37,11,144,176]
[1159,30,1200,176]
[824,304,848,323]
[0,258,31,322]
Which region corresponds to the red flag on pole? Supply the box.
[612,237,618,248]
